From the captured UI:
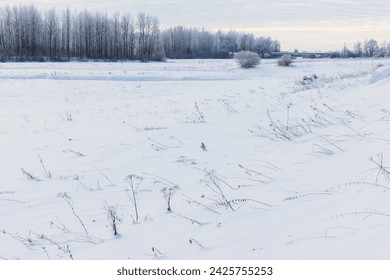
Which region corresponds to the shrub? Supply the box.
[234,51,260,69]
[277,54,293,66]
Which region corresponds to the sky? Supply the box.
[2,0,390,51]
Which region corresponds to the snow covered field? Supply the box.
[1,58,390,260]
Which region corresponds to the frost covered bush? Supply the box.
[235,51,260,69]
[301,74,318,85]
[277,54,293,66]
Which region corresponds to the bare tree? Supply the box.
[237,33,254,51]
[340,43,351,58]
[386,43,390,58]
[377,41,387,57]
[353,41,362,57]
[121,13,135,59]
[364,39,378,57]
[63,8,71,59]
[255,36,274,57]
[45,8,59,60]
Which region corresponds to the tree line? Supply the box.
[339,39,390,58]
[0,5,280,62]
[0,5,163,61]
[162,26,280,59]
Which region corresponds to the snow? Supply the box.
[369,65,390,84]
[1,58,390,260]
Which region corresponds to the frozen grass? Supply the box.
[1,58,390,260]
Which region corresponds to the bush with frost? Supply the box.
[234,51,260,69]
[277,54,293,66]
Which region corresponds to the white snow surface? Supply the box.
[1,58,390,260]
[370,65,390,84]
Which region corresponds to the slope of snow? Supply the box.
[1,58,390,260]
[370,65,390,84]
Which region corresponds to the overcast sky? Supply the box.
[2,0,390,51]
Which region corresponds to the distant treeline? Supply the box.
[0,5,280,62]
[339,39,390,58]
[162,27,280,59]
